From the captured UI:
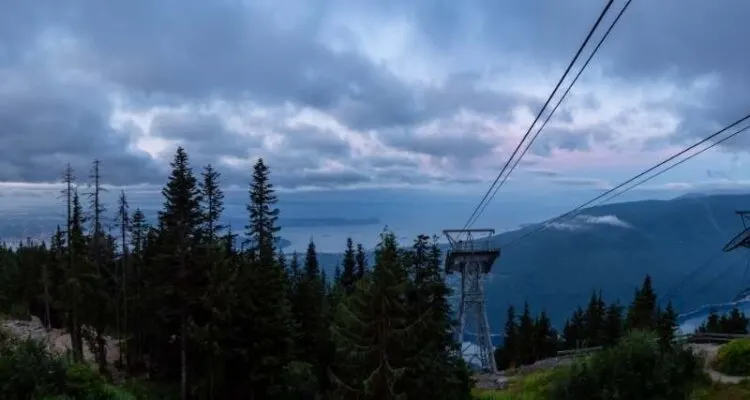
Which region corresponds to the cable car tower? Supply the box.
[443,228,500,373]
[723,211,750,252]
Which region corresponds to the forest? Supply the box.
[494,277,750,371]
[0,147,471,399]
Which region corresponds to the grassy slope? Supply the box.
[471,369,750,400]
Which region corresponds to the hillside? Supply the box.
[481,193,750,333]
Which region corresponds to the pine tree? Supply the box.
[59,164,85,361]
[245,158,280,265]
[627,275,658,331]
[234,157,294,399]
[400,235,471,400]
[499,305,518,369]
[533,310,556,361]
[583,290,605,346]
[115,190,130,367]
[340,238,356,293]
[656,301,678,350]
[200,164,225,247]
[158,146,204,400]
[329,231,413,399]
[355,243,367,281]
[85,159,112,374]
[602,302,623,347]
[296,240,325,366]
[517,301,535,365]
[563,307,586,350]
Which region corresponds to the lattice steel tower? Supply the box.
[723,211,750,253]
[443,228,500,373]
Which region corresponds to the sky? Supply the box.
[3,0,750,250]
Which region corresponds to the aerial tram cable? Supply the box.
[658,250,726,308]
[466,0,634,230]
[672,253,750,312]
[461,0,616,234]
[502,113,750,248]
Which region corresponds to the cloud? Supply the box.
[2,0,750,192]
[547,214,633,231]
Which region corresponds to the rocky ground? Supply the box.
[0,316,120,365]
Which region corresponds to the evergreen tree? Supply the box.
[245,158,280,265]
[200,164,225,247]
[583,290,605,346]
[355,243,367,281]
[498,305,518,369]
[401,235,471,400]
[296,240,325,368]
[157,146,204,400]
[627,275,658,331]
[656,301,678,350]
[340,238,356,293]
[517,301,535,365]
[533,310,556,361]
[329,231,413,400]
[563,307,586,350]
[602,302,623,347]
[233,157,294,399]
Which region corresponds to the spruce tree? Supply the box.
[245,158,280,265]
[499,305,518,369]
[234,157,294,399]
[583,290,605,346]
[602,302,623,347]
[656,301,677,350]
[517,301,535,365]
[340,238,356,293]
[533,311,556,361]
[401,235,471,400]
[158,146,204,399]
[355,243,367,281]
[627,275,658,331]
[200,164,225,247]
[329,231,413,399]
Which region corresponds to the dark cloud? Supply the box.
[150,112,260,158]
[0,68,162,185]
[528,127,590,156]
[394,0,750,148]
[56,0,530,133]
[4,0,749,189]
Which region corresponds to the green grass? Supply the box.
[472,369,564,400]
[474,371,750,400]
[691,379,750,399]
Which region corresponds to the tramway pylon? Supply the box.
[723,211,750,252]
[443,228,499,373]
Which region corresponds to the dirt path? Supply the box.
[688,343,747,384]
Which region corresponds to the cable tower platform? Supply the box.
[443,228,499,373]
[723,211,750,252]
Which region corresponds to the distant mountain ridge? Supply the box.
[317,193,750,337]
[481,193,750,333]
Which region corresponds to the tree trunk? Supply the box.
[181,308,188,400]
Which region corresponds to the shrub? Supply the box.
[0,335,68,397]
[0,328,138,399]
[548,330,706,400]
[713,338,750,376]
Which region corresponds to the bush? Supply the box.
[548,330,706,400]
[0,328,138,399]
[713,338,750,376]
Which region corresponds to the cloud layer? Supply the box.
[2,0,750,191]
